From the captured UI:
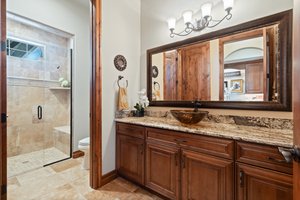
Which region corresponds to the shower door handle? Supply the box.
[37,106,43,120]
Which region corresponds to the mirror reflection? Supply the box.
[151,24,279,102]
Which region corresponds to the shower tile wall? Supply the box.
[7,18,71,158]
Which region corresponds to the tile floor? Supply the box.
[8,158,162,200]
[8,147,69,177]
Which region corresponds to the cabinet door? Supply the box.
[237,163,293,200]
[181,150,234,200]
[116,134,144,185]
[181,42,211,101]
[245,62,264,94]
[146,142,180,200]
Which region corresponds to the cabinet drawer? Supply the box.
[146,128,234,159]
[236,142,292,174]
[117,123,145,139]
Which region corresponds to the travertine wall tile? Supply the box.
[7,18,71,158]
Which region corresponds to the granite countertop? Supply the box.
[115,117,293,148]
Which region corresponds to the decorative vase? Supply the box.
[135,110,144,117]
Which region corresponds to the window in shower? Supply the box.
[6,38,45,60]
[7,13,73,177]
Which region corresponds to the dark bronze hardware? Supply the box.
[278,146,300,163]
[239,171,244,187]
[1,113,7,123]
[174,138,188,143]
[37,106,43,120]
[192,100,201,112]
[140,144,144,155]
[268,156,287,163]
[117,76,128,88]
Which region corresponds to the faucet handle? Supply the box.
[192,99,201,111]
[192,99,200,103]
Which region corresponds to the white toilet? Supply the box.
[78,137,90,170]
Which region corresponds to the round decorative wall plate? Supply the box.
[114,55,127,71]
[152,66,159,78]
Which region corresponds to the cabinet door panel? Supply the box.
[117,134,144,185]
[146,142,180,200]
[181,42,211,101]
[181,150,234,200]
[237,163,292,200]
[245,62,264,94]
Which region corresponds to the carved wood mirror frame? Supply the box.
[147,10,292,111]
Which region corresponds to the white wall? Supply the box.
[7,0,91,152]
[141,0,293,119]
[102,0,141,174]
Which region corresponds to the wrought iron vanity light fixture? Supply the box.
[167,0,234,38]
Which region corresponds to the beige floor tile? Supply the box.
[8,148,68,177]
[8,158,159,200]
[113,177,139,192]
[84,190,119,200]
[98,180,137,200]
[50,158,80,173]
[16,166,56,185]
[58,165,89,182]
[8,177,20,186]
[7,177,20,191]
[9,174,69,200]
[71,174,93,195]
[33,184,86,200]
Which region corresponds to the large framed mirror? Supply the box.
[147,10,292,111]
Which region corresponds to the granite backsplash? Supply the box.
[115,109,293,130]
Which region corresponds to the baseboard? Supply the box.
[101,170,118,186]
[72,150,84,159]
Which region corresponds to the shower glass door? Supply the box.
[6,35,47,177]
[7,13,72,177]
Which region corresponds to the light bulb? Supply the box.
[167,18,176,30]
[201,3,212,18]
[223,0,234,11]
[182,10,193,24]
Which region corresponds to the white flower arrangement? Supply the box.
[134,89,149,111]
[59,77,71,88]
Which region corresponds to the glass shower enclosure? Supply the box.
[7,13,73,177]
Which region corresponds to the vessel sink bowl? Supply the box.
[170,110,209,125]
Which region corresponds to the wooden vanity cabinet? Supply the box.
[236,163,292,200]
[236,142,293,200]
[116,123,145,185]
[145,127,234,200]
[146,141,180,199]
[116,123,293,200]
[181,150,234,200]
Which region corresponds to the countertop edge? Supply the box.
[115,118,293,148]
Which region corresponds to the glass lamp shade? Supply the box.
[167,18,176,30]
[201,3,212,18]
[182,10,193,24]
[223,0,234,11]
